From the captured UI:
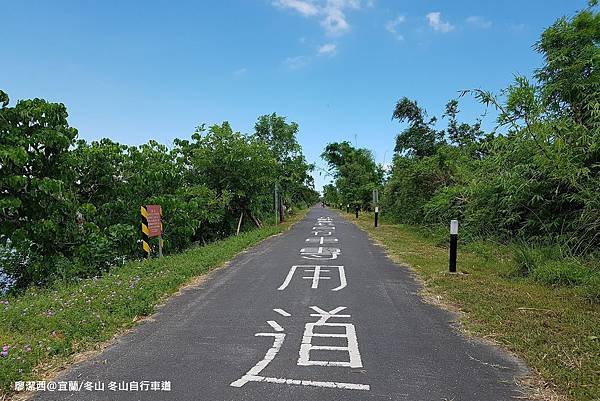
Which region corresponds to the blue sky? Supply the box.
[1,0,585,191]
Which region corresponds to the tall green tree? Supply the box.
[254,113,317,207]
[0,93,80,286]
[176,122,278,228]
[321,141,383,209]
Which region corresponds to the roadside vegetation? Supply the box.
[0,95,319,291]
[347,211,599,401]
[322,3,599,400]
[0,211,306,396]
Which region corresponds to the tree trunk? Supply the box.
[236,211,244,235]
[248,211,262,228]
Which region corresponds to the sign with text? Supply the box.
[146,205,162,238]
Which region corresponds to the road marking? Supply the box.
[267,321,284,332]
[273,308,290,317]
[278,265,346,291]
[277,266,297,290]
[230,332,284,388]
[332,265,347,291]
[305,237,338,244]
[231,307,370,392]
[234,375,370,391]
[313,226,335,230]
[298,306,363,369]
[310,265,322,288]
[313,231,332,236]
[300,247,340,260]
[315,222,335,227]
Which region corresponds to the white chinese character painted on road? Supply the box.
[278,265,347,291]
[305,237,338,244]
[315,221,335,227]
[312,226,335,230]
[298,306,363,368]
[230,308,369,391]
[300,247,340,260]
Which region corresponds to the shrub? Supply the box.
[531,259,592,286]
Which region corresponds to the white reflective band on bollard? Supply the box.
[450,220,459,235]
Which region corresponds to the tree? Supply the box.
[254,113,317,207]
[392,97,444,157]
[321,142,383,209]
[178,122,278,228]
[322,184,340,206]
[535,1,600,129]
[0,93,80,286]
[443,99,484,148]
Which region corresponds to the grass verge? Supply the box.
[344,211,599,401]
[0,210,307,399]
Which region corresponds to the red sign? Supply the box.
[146,205,162,237]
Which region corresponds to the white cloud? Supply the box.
[272,0,319,16]
[272,0,364,36]
[426,12,454,33]
[318,43,337,54]
[321,8,350,36]
[284,55,310,69]
[385,15,406,40]
[466,16,492,29]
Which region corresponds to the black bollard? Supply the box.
[449,220,458,273]
[374,206,379,227]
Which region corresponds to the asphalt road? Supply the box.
[36,206,527,401]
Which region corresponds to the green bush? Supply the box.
[510,244,565,277]
[531,259,593,286]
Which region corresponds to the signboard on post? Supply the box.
[146,205,162,237]
[141,205,163,258]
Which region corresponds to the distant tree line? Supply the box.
[0,94,319,290]
[323,2,599,257]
